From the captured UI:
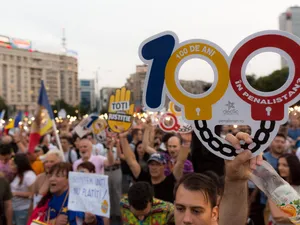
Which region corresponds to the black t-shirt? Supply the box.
[135,170,176,203]
[191,130,225,176]
[0,177,12,225]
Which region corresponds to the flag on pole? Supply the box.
[40,109,53,136]
[38,81,54,120]
[5,120,14,130]
[14,111,23,128]
[0,110,5,120]
[38,80,64,160]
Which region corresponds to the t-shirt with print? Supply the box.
[135,170,176,203]
[73,155,107,174]
[0,177,12,225]
[120,197,174,225]
[10,170,36,210]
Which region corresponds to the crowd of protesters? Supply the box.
[0,106,299,225]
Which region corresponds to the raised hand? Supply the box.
[225,132,263,182]
[107,87,134,133]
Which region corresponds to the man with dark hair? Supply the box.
[264,133,286,169]
[173,173,219,225]
[129,129,143,151]
[120,182,174,224]
[0,144,14,182]
[60,135,78,164]
[173,132,263,225]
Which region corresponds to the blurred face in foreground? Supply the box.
[174,184,218,225]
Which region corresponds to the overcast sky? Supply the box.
[1,0,299,88]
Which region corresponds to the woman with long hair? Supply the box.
[268,154,300,225]
[10,153,36,225]
[134,141,150,173]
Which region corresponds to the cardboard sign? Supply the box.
[139,30,300,160]
[107,87,135,133]
[73,114,99,138]
[91,118,107,143]
[68,172,110,218]
[158,102,192,133]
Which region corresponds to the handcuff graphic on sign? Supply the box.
[139,30,300,160]
[158,102,193,133]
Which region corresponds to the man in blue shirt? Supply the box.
[287,118,300,142]
[263,133,287,170]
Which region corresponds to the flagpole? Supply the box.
[51,119,65,162]
[38,80,65,161]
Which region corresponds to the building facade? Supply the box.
[0,42,79,114]
[125,64,210,110]
[279,6,300,68]
[79,79,96,111]
[125,65,147,111]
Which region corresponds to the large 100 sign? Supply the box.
[139,30,300,160]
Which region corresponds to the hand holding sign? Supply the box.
[107,87,135,133]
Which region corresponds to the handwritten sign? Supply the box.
[68,172,110,218]
[139,30,300,160]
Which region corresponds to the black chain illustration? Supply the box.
[194,120,276,157]
[178,124,193,133]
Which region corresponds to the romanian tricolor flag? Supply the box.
[38,81,54,135]
[39,109,53,136]
[5,120,14,130]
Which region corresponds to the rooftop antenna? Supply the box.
[62,28,67,55]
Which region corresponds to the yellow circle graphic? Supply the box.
[165,42,229,120]
[101,200,108,214]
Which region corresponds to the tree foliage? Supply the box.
[246,67,299,106]
[246,67,289,92]
[51,99,78,117]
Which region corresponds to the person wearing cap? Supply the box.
[119,131,190,203]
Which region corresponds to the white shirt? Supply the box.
[92,143,104,156]
[63,149,78,164]
[10,170,36,210]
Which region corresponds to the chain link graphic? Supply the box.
[194,120,276,157]
[178,124,193,133]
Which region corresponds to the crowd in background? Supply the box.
[0,106,299,225]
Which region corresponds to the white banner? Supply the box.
[68,172,110,218]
